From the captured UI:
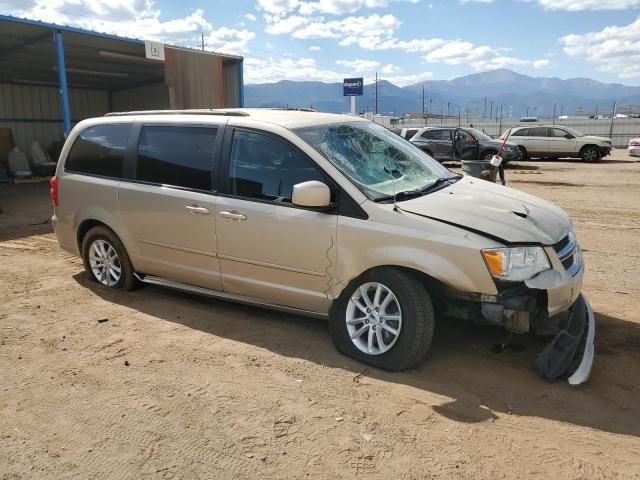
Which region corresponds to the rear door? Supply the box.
[524,127,549,156]
[419,129,453,160]
[118,122,224,290]
[214,127,338,313]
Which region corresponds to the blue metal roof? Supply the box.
[0,13,145,45]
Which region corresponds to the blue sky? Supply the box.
[2,0,640,85]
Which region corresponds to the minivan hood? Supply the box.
[400,177,570,245]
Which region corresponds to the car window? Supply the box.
[136,126,217,191]
[511,128,529,137]
[404,129,419,139]
[421,129,450,140]
[228,130,326,203]
[529,127,548,137]
[549,128,569,138]
[65,123,130,178]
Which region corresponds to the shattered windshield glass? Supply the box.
[294,121,454,201]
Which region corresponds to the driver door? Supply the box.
[454,129,479,160]
[215,128,338,313]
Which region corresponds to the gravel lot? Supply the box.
[1,150,639,479]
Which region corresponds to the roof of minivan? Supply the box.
[105,108,366,129]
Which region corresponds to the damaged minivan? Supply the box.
[50,109,594,384]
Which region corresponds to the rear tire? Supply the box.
[81,226,139,291]
[482,150,497,161]
[581,146,601,163]
[329,268,435,371]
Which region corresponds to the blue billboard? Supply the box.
[343,78,363,96]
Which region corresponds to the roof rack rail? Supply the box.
[269,107,317,112]
[104,109,250,117]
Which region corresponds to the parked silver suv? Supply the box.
[50,109,594,382]
[502,125,612,161]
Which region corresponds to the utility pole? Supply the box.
[499,105,503,134]
[422,85,425,121]
[490,101,493,120]
[375,72,378,115]
[447,101,450,118]
[610,101,616,138]
[201,33,205,51]
[553,103,556,124]
[483,97,487,120]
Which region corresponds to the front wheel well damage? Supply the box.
[331,265,447,315]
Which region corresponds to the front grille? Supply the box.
[553,234,581,276]
[553,235,571,253]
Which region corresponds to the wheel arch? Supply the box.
[578,144,600,156]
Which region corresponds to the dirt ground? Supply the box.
[1,150,639,480]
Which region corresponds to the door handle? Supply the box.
[185,205,210,215]
[220,211,247,221]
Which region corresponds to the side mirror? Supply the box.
[292,180,332,209]
[564,133,574,139]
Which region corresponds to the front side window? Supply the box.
[511,128,529,137]
[549,128,569,138]
[65,123,130,178]
[136,126,217,191]
[295,121,454,201]
[228,130,326,203]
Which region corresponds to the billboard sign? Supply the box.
[343,78,363,96]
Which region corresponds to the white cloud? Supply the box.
[381,63,401,73]
[206,27,255,54]
[257,0,300,14]
[309,45,322,50]
[531,0,640,11]
[3,0,255,54]
[561,17,640,79]
[422,40,548,71]
[244,56,346,83]
[245,13,257,21]
[299,0,390,15]
[336,58,381,70]
[382,71,433,86]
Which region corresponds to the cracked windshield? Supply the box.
[295,121,454,200]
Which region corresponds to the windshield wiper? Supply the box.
[373,189,426,203]
[420,175,461,193]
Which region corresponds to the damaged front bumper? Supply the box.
[443,236,595,384]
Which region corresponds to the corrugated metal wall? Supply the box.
[0,83,108,157]
[164,47,225,109]
[111,82,169,112]
[223,61,241,108]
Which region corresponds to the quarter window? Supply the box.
[511,128,528,137]
[136,126,217,191]
[228,130,326,203]
[65,124,130,178]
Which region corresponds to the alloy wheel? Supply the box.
[89,239,121,286]
[346,282,402,355]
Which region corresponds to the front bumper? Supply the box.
[567,296,595,385]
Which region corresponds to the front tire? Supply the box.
[329,268,435,371]
[581,146,601,163]
[81,226,139,291]
[518,146,528,160]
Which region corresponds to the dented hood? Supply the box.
[401,177,571,245]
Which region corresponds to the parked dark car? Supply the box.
[410,127,522,163]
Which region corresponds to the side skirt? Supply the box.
[134,273,328,320]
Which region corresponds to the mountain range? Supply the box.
[245,69,640,118]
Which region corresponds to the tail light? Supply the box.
[49,176,59,207]
[630,140,640,147]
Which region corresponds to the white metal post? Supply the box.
[351,96,356,115]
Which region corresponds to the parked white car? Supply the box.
[628,138,640,157]
[501,125,612,162]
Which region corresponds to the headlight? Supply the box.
[482,246,551,281]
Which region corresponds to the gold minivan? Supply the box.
[50,109,594,383]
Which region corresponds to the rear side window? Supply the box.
[549,128,568,138]
[65,124,130,178]
[228,130,325,203]
[421,129,450,140]
[529,127,548,137]
[136,126,217,191]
